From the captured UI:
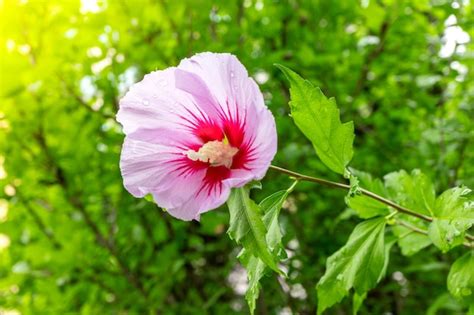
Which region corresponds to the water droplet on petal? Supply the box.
[142,99,150,106]
[230,71,235,78]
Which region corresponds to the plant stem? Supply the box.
[397,220,428,235]
[269,165,474,242]
[269,165,431,221]
[397,220,473,249]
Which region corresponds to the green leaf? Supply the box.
[276,64,354,175]
[239,182,297,314]
[348,172,361,197]
[384,169,436,216]
[239,250,267,315]
[427,293,465,315]
[227,186,282,275]
[428,187,474,252]
[353,292,367,315]
[392,224,432,256]
[316,217,387,314]
[346,169,390,219]
[448,251,474,306]
[362,0,386,31]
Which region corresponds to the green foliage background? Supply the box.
[0,0,473,314]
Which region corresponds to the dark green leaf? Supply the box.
[316,217,387,314]
[227,186,281,275]
[240,182,297,314]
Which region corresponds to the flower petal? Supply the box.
[117,67,222,137]
[120,128,206,207]
[178,53,277,180]
[118,53,278,221]
[166,166,232,221]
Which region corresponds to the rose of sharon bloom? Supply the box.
[117,53,277,220]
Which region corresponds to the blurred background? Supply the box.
[0,0,473,314]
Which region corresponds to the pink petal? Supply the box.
[178,53,277,181]
[118,53,278,221]
[167,166,232,220]
[117,67,222,137]
[120,128,207,210]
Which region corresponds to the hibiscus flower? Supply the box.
[117,53,277,220]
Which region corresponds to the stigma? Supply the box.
[186,140,239,168]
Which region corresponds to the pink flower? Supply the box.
[117,53,277,220]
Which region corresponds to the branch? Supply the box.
[397,220,473,249]
[17,192,62,249]
[269,165,430,221]
[269,165,474,243]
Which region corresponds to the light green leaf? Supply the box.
[384,169,436,216]
[316,217,387,314]
[348,172,361,197]
[428,186,474,252]
[240,182,297,314]
[448,251,474,306]
[260,191,286,248]
[392,225,432,256]
[428,219,466,252]
[346,169,389,219]
[362,0,386,31]
[276,64,354,175]
[227,186,281,275]
[352,292,367,315]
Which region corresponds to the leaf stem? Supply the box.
[397,220,473,249]
[385,210,399,220]
[269,165,474,242]
[269,165,432,221]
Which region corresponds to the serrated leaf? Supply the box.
[276,64,354,175]
[239,249,267,315]
[428,186,474,252]
[240,182,297,314]
[346,169,389,219]
[384,169,436,216]
[448,251,474,306]
[316,217,387,314]
[227,186,281,275]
